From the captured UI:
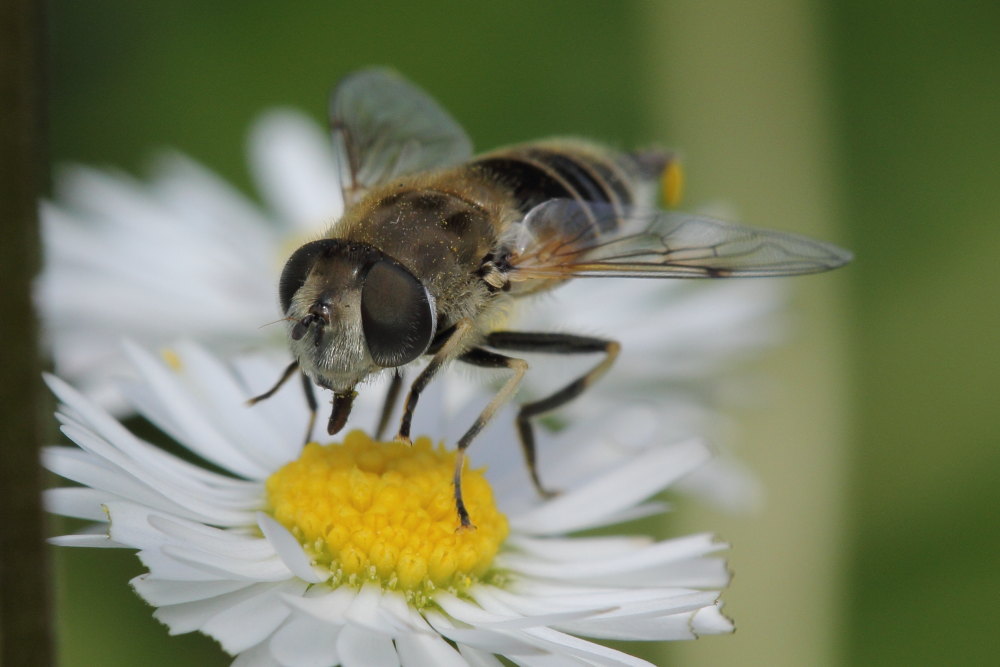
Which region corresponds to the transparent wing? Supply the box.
[506,199,853,280]
[329,68,473,207]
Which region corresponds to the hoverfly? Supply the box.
[251,68,851,528]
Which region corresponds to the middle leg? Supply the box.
[484,331,620,498]
[454,346,528,529]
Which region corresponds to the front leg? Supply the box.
[300,372,318,443]
[395,319,474,444]
[374,369,404,441]
[246,360,319,445]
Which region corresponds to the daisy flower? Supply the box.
[38,110,786,418]
[45,342,733,666]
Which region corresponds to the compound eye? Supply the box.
[360,260,436,367]
[279,240,339,313]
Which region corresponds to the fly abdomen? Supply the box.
[471,142,667,237]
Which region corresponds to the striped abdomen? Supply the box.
[470,141,667,236]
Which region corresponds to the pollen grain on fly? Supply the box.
[662,159,684,207]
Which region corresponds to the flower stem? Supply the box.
[0,0,54,663]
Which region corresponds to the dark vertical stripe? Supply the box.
[472,156,575,213]
[586,158,633,209]
[526,150,608,205]
[471,153,600,244]
[473,145,641,240]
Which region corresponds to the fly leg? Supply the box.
[395,319,473,444]
[454,347,528,529]
[484,331,620,498]
[374,369,404,441]
[247,360,299,405]
[246,359,319,444]
[300,372,318,443]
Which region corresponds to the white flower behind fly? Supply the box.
[37,110,343,412]
[44,343,732,665]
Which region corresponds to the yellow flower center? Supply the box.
[265,430,509,598]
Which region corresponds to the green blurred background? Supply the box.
[43,1,1000,665]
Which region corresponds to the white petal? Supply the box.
[231,353,327,443]
[691,603,734,636]
[447,588,614,633]
[48,534,122,548]
[497,533,726,582]
[343,583,392,633]
[45,373,156,462]
[508,439,710,535]
[103,502,293,582]
[500,581,715,614]
[506,653,581,667]
[136,548,235,582]
[46,373,261,507]
[268,613,341,667]
[257,513,325,583]
[201,590,293,656]
[105,501,261,556]
[281,586,356,625]
[45,441,234,525]
[440,606,634,667]
[170,342,297,464]
[433,592,512,626]
[46,429,196,517]
[132,576,252,606]
[427,596,547,656]
[149,152,275,246]
[147,513,274,558]
[153,581,296,636]
[556,609,721,641]
[396,631,467,667]
[376,591,434,635]
[249,109,343,234]
[336,625,398,667]
[504,535,653,562]
[121,341,274,479]
[457,644,506,667]
[44,486,115,521]
[475,584,715,621]
[554,614,700,641]
[599,555,731,589]
[159,543,292,582]
[424,613,542,657]
[494,587,730,641]
[516,626,654,667]
[232,640,282,667]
